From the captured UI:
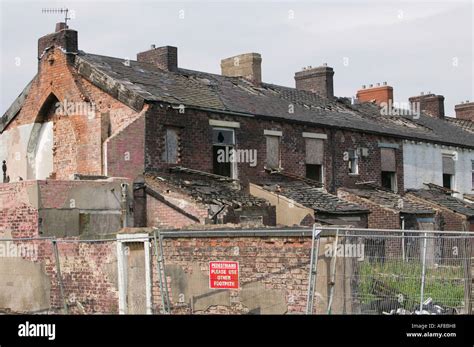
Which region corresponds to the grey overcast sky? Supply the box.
[0,0,473,116]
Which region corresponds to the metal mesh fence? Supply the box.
[311,228,473,315]
[0,227,472,315]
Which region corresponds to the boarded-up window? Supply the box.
[162,128,179,163]
[305,138,324,165]
[381,148,396,172]
[266,135,280,169]
[442,155,455,175]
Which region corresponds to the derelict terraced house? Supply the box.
[1,23,474,229]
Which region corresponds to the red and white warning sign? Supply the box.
[209,261,239,289]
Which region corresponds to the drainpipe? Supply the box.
[401,216,405,262]
[330,129,337,194]
[121,183,129,228]
[2,160,8,183]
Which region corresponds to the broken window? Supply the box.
[305,138,324,182]
[348,149,358,174]
[442,155,455,190]
[265,135,280,169]
[380,148,397,192]
[212,128,235,178]
[162,128,179,164]
[306,164,322,182]
[381,172,397,192]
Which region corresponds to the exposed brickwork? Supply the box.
[105,113,145,179]
[337,189,400,229]
[152,236,314,314]
[409,94,445,118]
[294,66,334,99]
[144,105,404,194]
[356,85,393,106]
[5,47,142,180]
[454,102,474,122]
[146,195,204,228]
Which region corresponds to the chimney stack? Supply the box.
[409,93,445,118]
[38,22,78,59]
[356,83,393,106]
[454,101,474,121]
[137,45,178,72]
[294,65,334,99]
[221,53,262,85]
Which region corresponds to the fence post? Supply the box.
[306,225,322,314]
[154,230,171,314]
[52,240,68,314]
[419,232,428,312]
[462,234,472,314]
[327,228,339,314]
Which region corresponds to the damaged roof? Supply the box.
[446,117,474,134]
[72,52,474,148]
[0,77,35,133]
[407,188,474,218]
[340,186,434,214]
[145,167,269,208]
[3,51,473,149]
[259,180,368,214]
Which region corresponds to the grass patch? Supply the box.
[358,260,465,308]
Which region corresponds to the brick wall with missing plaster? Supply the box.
[150,234,352,314]
[3,47,142,180]
[0,181,125,313]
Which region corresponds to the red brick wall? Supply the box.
[146,195,204,228]
[337,190,400,229]
[5,48,143,179]
[152,236,314,314]
[105,113,145,179]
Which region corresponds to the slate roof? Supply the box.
[407,188,474,218]
[2,50,474,149]
[259,180,368,214]
[340,187,434,214]
[144,167,269,208]
[70,52,474,148]
[446,117,474,134]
